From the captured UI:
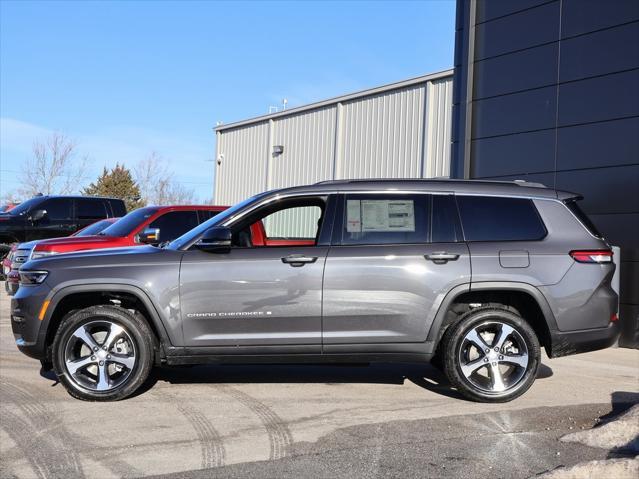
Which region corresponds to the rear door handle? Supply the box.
[281,255,318,267]
[425,252,460,264]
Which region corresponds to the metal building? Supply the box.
[214,69,454,207]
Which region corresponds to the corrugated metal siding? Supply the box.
[215,72,454,205]
[423,78,453,178]
[269,106,336,189]
[338,85,426,179]
[215,122,269,205]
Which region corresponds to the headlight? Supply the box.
[19,270,49,285]
[30,250,59,260]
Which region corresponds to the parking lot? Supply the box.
[1,288,637,478]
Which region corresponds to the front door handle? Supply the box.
[424,252,460,264]
[281,255,318,267]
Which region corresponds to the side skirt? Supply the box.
[164,352,433,366]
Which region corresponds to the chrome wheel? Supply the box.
[457,321,529,394]
[63,321,137,392]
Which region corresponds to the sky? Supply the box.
[0,0,456,201]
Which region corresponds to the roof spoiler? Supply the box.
[557,190,584,201]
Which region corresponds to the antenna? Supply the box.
[282,98,288,110]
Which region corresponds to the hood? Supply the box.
[17,240,38,250]
[24,244,182,270]
[33,234,122,250]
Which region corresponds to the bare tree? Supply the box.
[134,152,195,205]
[18,132,88,196]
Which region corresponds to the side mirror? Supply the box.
[196,226,232,252]
[30,209,47,222]
[137,227,160,244]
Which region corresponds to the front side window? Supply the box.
[230,196,327,248]
[41,199,73,220]
[262,206,322,240]
[457,196,546,241]
[342,194,429,245]
[148,211,199,242]
[198,210,222,223]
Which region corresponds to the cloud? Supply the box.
[0,117,53,156]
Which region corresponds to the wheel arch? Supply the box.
[43,284,172,361]
[428,282,558,354]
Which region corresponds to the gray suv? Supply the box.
[10,179,619,402]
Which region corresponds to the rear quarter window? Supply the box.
[457,196,546,242]
[564,200,602,238]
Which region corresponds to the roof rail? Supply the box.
[313,178,549,187]
[512,179,547,188]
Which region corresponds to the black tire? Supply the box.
[441,307,540,402]
[52,305,154,401]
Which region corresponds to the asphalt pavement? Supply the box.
[1,286,637,478]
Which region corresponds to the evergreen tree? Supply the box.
[83,164,145,211]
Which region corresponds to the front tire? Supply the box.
[52,305,154,401]
[441,307,540,402]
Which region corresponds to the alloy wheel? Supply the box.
[63,320,137,392]
[457,321,530,394]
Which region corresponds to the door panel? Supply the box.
[180,246,328,348]
[322,243,471,346]
[25,198,76,241]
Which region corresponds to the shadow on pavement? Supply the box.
[36,359,556,401]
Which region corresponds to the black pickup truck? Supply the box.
[0,195,126,258]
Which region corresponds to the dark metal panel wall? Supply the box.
[451,0,639,347]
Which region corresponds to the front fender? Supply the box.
[43,282,177,348]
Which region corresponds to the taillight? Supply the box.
[569,250,613,264]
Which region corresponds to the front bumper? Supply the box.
[549,321,620,358]
[10,284,52,360]
[5,277,19,295]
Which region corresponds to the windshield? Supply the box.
[74,218,117,237]
[3,197,44,216]
[168,192,271,250]
[99,207,159,237]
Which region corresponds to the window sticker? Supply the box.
[347,199,416,233]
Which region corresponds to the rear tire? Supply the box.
[441,307,540,402]
[52,305,154,401]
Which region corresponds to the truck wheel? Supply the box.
[441,307,540,402]
[52,305,154,401]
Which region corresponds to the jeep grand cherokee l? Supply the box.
[11,179,619,402]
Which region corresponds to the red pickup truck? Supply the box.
[30,205,226,259]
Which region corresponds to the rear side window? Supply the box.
[457,196,546,241]
[565,200,602,238]
[148,211,199,242]
[431,195,462,243]
[108,200,127,217]
[76,198,108,220]
[342,194,429,245]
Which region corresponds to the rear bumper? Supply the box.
[549,321,620,358]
